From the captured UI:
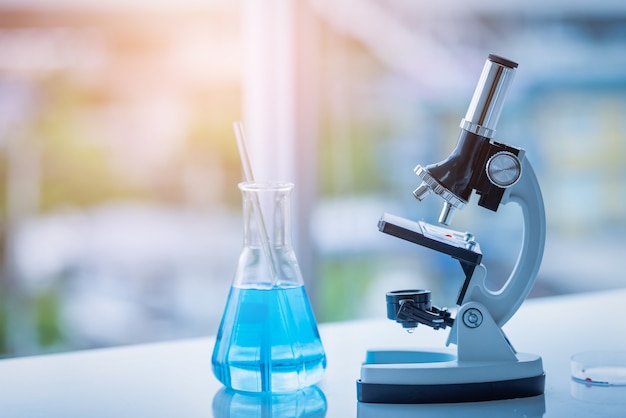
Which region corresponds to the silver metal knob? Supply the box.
[485,151,522,188]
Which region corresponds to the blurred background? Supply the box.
[0,0,625,358]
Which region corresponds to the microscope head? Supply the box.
[413,55,522,225]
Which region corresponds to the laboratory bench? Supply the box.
[0,288,625,417]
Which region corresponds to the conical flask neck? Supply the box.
[241,183,292,249]
[236,182,302,288]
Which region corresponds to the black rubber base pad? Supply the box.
[357,374,545,404]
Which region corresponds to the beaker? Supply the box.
[212,181,326,393]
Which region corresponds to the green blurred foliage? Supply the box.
[35,288,62,349]
[178,85,243,206]
[0,76,244,212]
[30,76,145,210]
[316,257,377,322]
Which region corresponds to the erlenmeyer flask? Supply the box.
[212,181,326,393]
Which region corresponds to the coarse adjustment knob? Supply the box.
[485,151,522,188]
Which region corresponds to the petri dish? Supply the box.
[571,351,626,386]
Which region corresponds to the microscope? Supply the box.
[357,55,546,404]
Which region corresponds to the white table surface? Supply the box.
[0,289,625,417]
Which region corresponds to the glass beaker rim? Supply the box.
[238,181,294,192]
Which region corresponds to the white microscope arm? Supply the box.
[459,155,546,327]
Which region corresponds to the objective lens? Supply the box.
[438,202,456,225]
[413,183,431,201]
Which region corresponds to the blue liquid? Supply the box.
[212,285,326,393]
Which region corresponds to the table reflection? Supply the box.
[212,385,327,418]
[570,379,626,405]
[358,394,545,418]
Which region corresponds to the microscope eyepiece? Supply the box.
[488,54,518,69]
[461,54,518,139]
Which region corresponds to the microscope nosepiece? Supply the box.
[413,164,467,211]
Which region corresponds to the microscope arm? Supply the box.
[459,156,546,327]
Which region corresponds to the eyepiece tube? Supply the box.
[460,54,518,139]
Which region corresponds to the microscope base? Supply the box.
[357,349,545,404]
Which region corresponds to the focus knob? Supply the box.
[485,151,521,188]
